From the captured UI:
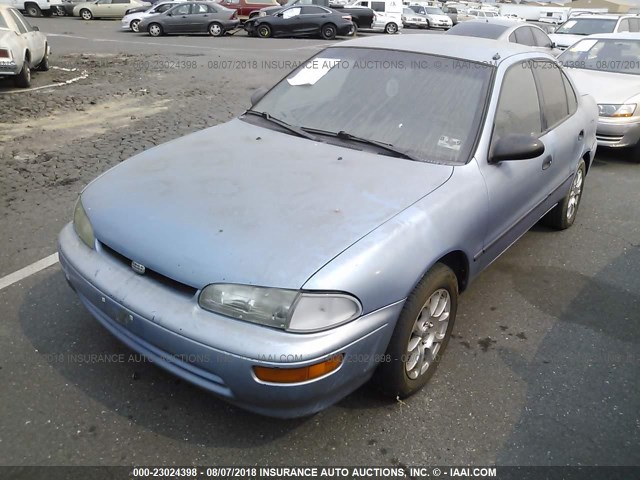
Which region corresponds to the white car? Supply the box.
[121,0,181,32]
[371,11,403,34]
[0,4,49,88]
[408,4,452,29]
[550,14,640,50]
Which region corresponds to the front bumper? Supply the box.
[121,16,135,29]
[58,223,402,418]
[403,19,428,28]
[596,118,640,148]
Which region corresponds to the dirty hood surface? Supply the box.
[82,119,453,289]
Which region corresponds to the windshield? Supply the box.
[555,18,617,35]
[559,38,640,75]
[250,47,494,165]
[426,7,444,14]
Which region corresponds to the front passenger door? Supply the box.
[476,61,556,269]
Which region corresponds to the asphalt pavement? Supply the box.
[0,16,639,467]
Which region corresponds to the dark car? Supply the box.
[258,0,373,31]
[245,5,353,38]
[138,1,240,36]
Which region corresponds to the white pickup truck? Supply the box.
[0,0,64,17]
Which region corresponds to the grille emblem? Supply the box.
[131,261,146,275]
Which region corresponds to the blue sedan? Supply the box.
[58,35,598,418]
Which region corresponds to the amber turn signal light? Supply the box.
[253,354,343,384]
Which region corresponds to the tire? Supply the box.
[130,19,140,32]
[208,21,224,37]
[351,21,358,35]
[384,22,398,34]
[14,60,31,88]
[148,23,163,37]
[36,45,49,72]
[25,3,42,17]
[80,8,93,20]
[257,23,272,38]
[321,23,336,40]
[543,158,586,230]
[374,263,458,398]
[632,142,640,163]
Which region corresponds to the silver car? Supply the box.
[448,19,562,56]
[58,35,597,418]
[137,1,239,37]
[559,33,640,157]
[0,5,49,88]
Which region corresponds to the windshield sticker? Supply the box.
[569,39,597,52]
[438,135,462,151]
[287,58,342,86]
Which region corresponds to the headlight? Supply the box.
[73,198,95,249]
[198,284,362,332]
[598,104,637,118]
[259,11,266,16]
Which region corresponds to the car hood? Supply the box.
[549,33,585,48]
[565,68,640,104]
[82,119,453,290]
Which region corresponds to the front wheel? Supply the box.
[80,8,93,20]
[130,19,140,32]
[257,23,272,38]
[384,22,398,34]
[321,23,336,40]
[374,263,458,398]
[543,158,586,230]
[148,23,163,37]
[26,4,42,17]
[208,21,224,37]
[15,61,31,88]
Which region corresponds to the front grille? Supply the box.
[100,242,198,297]
[596,133,624,142]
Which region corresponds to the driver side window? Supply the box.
[493,62,542,142]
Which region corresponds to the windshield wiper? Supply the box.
[244,110,318,141]
[303,128,422,162]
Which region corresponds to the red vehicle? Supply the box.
[217,0,280,20]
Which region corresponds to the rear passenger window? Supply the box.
[514,27,536,46]
[493,62,542,140]
[302,6,325,14]
[533,61,570,128]
[629,18,640,32]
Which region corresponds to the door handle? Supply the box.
[577,130,584,141]
[542,155,553,170]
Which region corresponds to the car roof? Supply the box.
[568,14,627,20]
[337,34,541,64]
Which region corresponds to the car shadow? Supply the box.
[492,247,640,465]
[18,270,312,446]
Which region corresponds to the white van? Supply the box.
[349,0,403,33]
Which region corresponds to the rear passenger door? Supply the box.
[531,60,584,195]
[190,3,214,32]
[300,6,327,34]
[164,3,192,32]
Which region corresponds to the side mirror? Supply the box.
[166,11,172,15]
[276,11,283,16]
[250,86,269,106]
[489,134,545,163]
[32,26,39,31]
[550,41,556,48]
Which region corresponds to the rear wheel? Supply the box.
[543,159,586,230]
[36,46,49,71]
[321,23,336,40]
[208,21,224,37]
[384,22,398,34]
[15,61,31,88]
[130,19,141,32]
[375,263,458,398]
[257,23,272,38]
[148,23,163,37]
[80,8,93,20]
